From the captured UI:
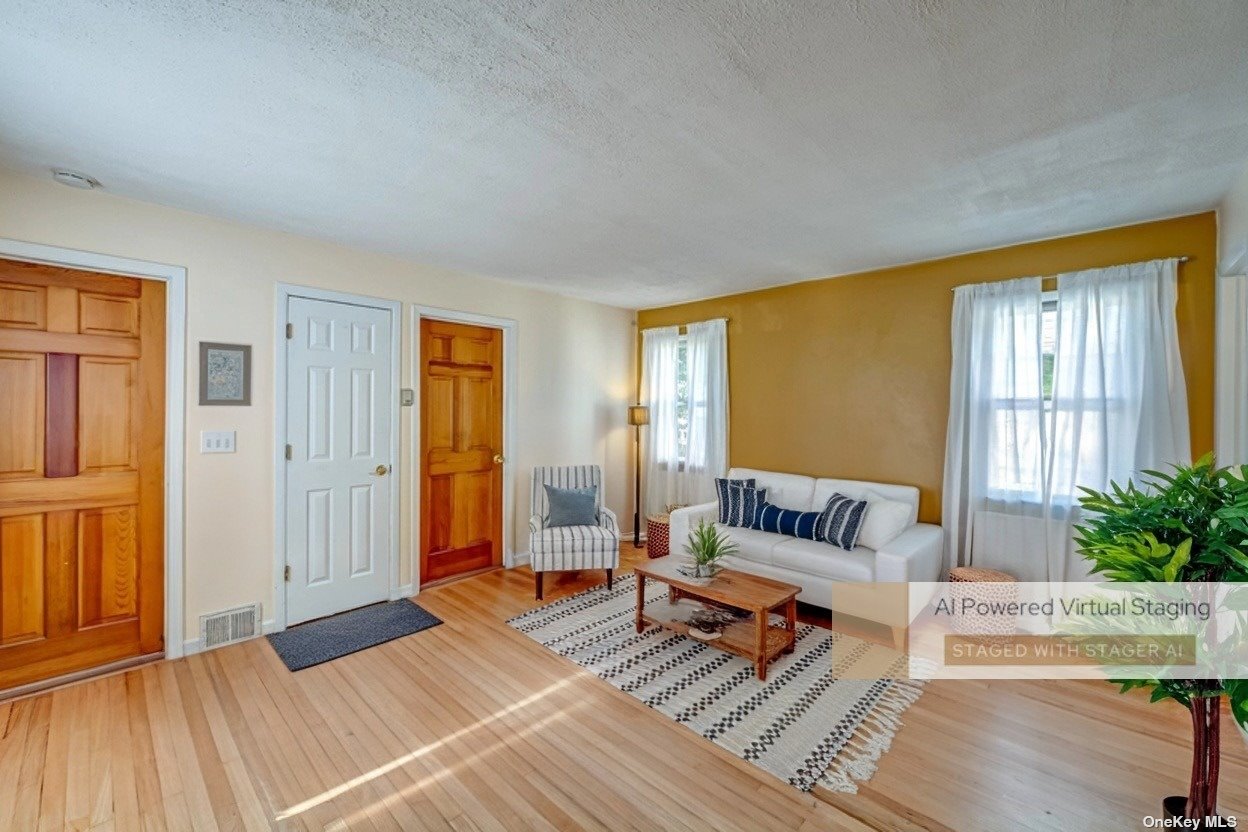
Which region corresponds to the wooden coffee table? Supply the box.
[633,557,800,681]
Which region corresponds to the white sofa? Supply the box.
[668,468,943,618]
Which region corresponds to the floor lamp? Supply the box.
[627,405,649,547]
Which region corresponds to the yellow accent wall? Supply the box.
[636,212,1216,524]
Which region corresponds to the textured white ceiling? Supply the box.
[2,1,1247,307]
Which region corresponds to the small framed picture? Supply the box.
[199,342,252,406]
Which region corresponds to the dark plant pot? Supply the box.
[1164,796,1223,828]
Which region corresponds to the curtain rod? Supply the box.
[950,256,1190,292]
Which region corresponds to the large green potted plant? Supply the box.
[1076,455,1248,823]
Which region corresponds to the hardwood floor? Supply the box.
[1,545,1244,831]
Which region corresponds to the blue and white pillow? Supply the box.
[752,502,825,540]
[730,485,767,528]
[819,493,868,550]
[715,477,756,525]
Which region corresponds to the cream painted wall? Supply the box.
[0,167,636,641]
[1221,162,1248,274]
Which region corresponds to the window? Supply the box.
[1041,296,1056,403]
[674,336,689,462]
[985,293,1057,500]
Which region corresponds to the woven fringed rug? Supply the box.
[507,573,924,792]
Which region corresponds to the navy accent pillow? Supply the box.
[819,493,868,550]
[544,485,598,527]
[752,501,825,541]
[715,477,756,525]
[726,485,767,529]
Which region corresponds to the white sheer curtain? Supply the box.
[685,319,729,496]
[942,276,1045,577]
[943,259,1190,581]
[1217,274,1248,465]
[640,320,728,516]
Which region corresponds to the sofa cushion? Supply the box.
[729,467,816,511]
[812,479,919,526]
[772,538,876,582]
[858,496,913,550]
[716,524,786,566]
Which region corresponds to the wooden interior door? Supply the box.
[0,258,165,692]
[420,319,503,586]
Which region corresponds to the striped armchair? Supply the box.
[529,465,620,599]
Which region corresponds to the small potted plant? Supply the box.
[684,518,738,578]
[1076,455,1248,825]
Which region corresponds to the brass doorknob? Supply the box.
[374,464,390,476]
[493,453,506,464]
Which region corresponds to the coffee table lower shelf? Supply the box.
[638,599,795,680]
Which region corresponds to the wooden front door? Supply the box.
[419,319,503,586]
[0,258,165,692]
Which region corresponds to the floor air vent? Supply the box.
[200,603,262,649]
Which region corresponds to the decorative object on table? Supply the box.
[198,342,251,405]
[1075,455,1248,824]
[683,518,738,577]
[947,566,1018,636]
[645,513,670,558]
[529,465,620,600]
[508,574,925,792]
[687,606,740,638]
[627,404,649,546]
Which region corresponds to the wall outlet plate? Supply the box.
[400,387,415,407]
[200,430,236,453]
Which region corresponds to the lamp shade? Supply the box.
[627,405,650,426]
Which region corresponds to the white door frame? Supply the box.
[410,305,518,590]
[0,237,189,659]
[273,283,402,631]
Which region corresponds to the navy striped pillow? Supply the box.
[819,493,868,550]
[752,501,825,541]
[715,478,756,525]
[732,485,767,528]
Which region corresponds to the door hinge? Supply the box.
[285,444,292,460]
[284,564,291,582]
[285,322,293,339]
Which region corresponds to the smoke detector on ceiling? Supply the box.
[51,168,100,189]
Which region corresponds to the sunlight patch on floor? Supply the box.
[277,676,578,821]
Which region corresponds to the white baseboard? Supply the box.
[391,583,414,600]
[512,552,531,567]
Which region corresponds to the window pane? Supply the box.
[676,340,689,460]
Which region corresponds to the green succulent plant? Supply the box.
[683,518,738,568]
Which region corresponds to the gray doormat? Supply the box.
[267,599,442,671]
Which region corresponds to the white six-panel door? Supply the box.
[285,296,394,625]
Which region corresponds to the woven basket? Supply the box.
[948,566,1018,636]
[646,514,671,559]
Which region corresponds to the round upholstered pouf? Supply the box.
[646,514,671,558]
[948,566,1019,636]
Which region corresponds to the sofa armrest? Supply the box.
[873,522,943,583]
[599,506,619,534]
[529,513,545,536]
[668,501,719,555]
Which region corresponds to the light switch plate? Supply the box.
[400,388,415,407]
[200,430,236,453]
